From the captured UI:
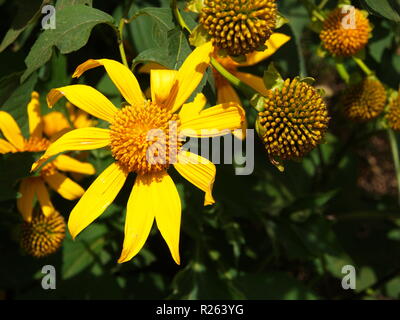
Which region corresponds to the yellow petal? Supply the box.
[216,79,241,105]
[42,111,71,138]
[241,33,291,67]
[179,93,207,123]
[179,102,245,137]
[0,111,24,150]
[17,178,36,222]
[72,59,144,106]
[235,72,269,96]
[138,62,167,74]
[150,69,178,105]
[154,172,181,265]
[27,91,43,138]
[118,174,156,264]
[34,178,55,217]
[47,85,118,123]
[174,151,215,206]
[32,128,110,172]
[53,154,96,175]
[165,41,213,112]
[68,162,127,239]
[44,171,85,200]
[118,172,181,265]
[0,138,17,153]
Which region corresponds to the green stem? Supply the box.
[210,57,257,98]
[387,128,400,206]
[335,62,350,84]
[171,0,192,33]
[318,0,329,9]
[353,56,373,77]
[118,18,129,68]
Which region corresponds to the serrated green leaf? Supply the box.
[21,5,114,82]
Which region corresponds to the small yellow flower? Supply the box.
[0,92,96,222]
[213,33,291,105]
[320,7,371,57]
[258,78,330,161]
[199,0,277,56]
[20,209,66,258]
[33,42,245,264]
[342,78,387,122]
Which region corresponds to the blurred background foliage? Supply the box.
[0,0,400,300]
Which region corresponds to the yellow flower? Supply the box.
[33,42,245,264]
[213,33,291,105]
[0,92,96,222]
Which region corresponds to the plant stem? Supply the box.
[210,57,256,98]
[335,62,350,84]
[353,56,373,77]
[387,128,400,206]
[118,18,129,68]
[318,0,329,9]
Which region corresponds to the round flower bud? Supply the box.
[20,210,66,258]
[342,78,386,122]
[199,0,277,56]
[320,7,370,57]
[258,78,330,161]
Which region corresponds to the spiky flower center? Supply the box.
[342,79,387,122]
[258,78,329,160]
[20,210,66,258]
[110,102,182,175]
[320,7,370,57]
[199,0,277,56]
[386,93,400,131]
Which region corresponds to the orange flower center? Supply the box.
[109,101,182,175]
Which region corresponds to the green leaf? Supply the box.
[21,5,114,82]
[0,0,48,53]
[55,0,92,10]
[360,0,400,22]
[128,6,174,51]
[167,27,192,69]
[132,47,170,70]
[263,63,284,90]
[132,27,192,71]
[235,272,319,299]
[62,223,108,279]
